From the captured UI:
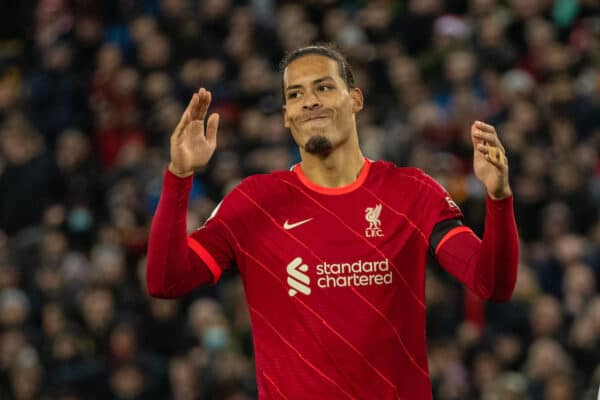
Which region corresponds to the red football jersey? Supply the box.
[190,159,462,399]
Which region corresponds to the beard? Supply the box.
[305,135,334,157]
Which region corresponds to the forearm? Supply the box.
[436,196,519,302]
[480,195,519,302]
[146,170,213,298]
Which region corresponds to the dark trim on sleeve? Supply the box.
[429,218,463,256]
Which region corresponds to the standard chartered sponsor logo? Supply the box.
[287,257,311,296]
[316,259,392,288]
[286,257,392,296]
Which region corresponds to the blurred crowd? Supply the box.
[0,0,599,399]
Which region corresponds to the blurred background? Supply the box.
[0,0,599,399]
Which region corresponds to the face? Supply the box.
[283,55,363,156]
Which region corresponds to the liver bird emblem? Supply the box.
[365,204,382,230]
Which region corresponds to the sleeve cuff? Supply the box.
[163,169,193,204]
[486,194,513,211]
[165,168,193,185]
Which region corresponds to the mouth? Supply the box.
[302,114,330,123]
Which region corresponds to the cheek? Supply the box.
[284,105,301,128]
[283,107,289,128]
[335,102,352,122]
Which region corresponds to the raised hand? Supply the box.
[471,121,512,200]
[168,88,220,177]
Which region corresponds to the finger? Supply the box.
[473,121,506,152]
[196,89,212,121]
[472,129,504,152]
[192,88,211,122]
[477,143,489,155]
[478,143,506,169]
[472,128,495,142]
[188,91,200,120]
[174,94,197,136]
[487,154,508,170]
[485,147,507,169]
[206,113,220,144]
[474,120,495,133]
[187,120,204,139]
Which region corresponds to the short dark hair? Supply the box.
[279,43,355,100]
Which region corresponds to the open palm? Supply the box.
[168,88,220,177]
[471,121,512,200]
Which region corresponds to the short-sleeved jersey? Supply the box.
[190,159,462,400]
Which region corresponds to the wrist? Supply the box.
[168,162,194,178]
[488,187,512,200]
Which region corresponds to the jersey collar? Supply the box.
[292,158,371,195]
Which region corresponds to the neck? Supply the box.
[299,136,365,188]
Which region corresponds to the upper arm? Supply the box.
[188,188,248,283]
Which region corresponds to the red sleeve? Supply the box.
[188,199,239,278]
[412,169,464,226]
[146,170,229,298]
[434,195,519,302]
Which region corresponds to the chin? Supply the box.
[305,135,334,156]
[308,127,327,136]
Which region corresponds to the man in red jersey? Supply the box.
[146,44,519,399]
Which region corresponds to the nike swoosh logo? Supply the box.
[283,218,313,230]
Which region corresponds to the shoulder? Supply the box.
[211,170,295,220]
[225,170,296,203]
[234,170,295,191]
[371,160,422,177]
[371,160,445,192]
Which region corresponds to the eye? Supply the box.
[287,91,301,99]
[319,85,332,91]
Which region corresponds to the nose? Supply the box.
[302,90,321,111]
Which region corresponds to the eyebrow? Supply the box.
[285,76,336,92]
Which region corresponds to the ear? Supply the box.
[350,88,364,113]
[282,104,290,128]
